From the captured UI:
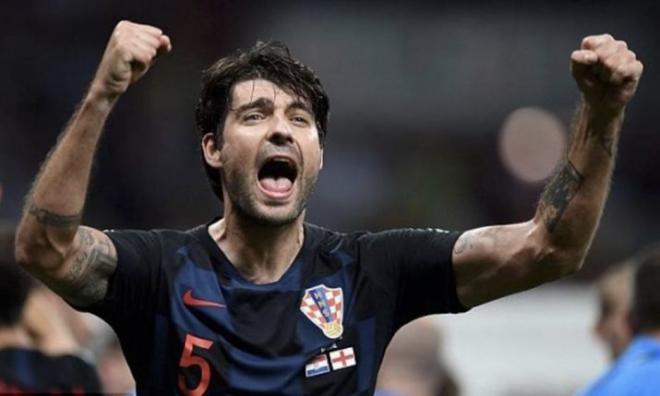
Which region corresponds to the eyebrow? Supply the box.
[232,97,313,116]
[287,100,313,114]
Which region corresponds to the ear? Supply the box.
[202,133,223,169]
[318,147,324,171]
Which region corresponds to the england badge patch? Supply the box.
[300,284,344,339]
[329,347,356,371]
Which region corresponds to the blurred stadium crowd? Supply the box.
[1,0,660,394]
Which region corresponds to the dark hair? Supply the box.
[0,227,33,326]
[195,41,330,200]
[631,247,660,333]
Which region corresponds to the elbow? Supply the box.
[529,224,587,279]
[14,225,67,274]
[14,233,44,273]
[543,248,585,277]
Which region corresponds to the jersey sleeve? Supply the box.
[76,229,162,327]
[357,228,467,328]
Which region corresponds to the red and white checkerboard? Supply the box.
[300,284,344,339]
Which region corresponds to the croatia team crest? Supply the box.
[300,284,344,339]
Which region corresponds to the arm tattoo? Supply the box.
[539,161,584,232]
[573,104,622,157]
[453,227,500,256]
[453,235,471,255]
[59,227,117,305]
[28,202,82,228]
[598,134,615,157]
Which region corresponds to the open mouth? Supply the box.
[257,156,298,198]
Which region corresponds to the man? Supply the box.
[14,21,642,394]
[593,261,634,361]
[376,318,459,396]
[580,248,660,395]
[0,227,101,392]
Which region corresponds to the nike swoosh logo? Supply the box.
[182,289,226,308]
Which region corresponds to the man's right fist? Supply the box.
[90,21,171,100]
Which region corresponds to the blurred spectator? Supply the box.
[376,317,459,396]
[593,262,634,361]
[97,334,136,394]
[0,226,101,392]
[580,247,660,395]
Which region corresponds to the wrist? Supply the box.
[581,98,626,123]
[85,82,120,111]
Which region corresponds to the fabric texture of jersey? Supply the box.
[0,347,101,393]
[578,336,660,396]
[80,221,466,395]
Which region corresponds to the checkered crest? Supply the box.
[300,284,344,339]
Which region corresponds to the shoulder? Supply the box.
[305,224,459,256]
[304,222,369,254]
[104,224,206,247]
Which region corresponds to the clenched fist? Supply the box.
[90,21,171,100]
[571,34,643,115]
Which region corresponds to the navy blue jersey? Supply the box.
[0,347,101,393]
[82,221,466,395]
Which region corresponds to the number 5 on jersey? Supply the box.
[178,334,214,396]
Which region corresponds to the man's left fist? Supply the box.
[571,34,643,115]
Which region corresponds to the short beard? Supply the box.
[221,168,316,227]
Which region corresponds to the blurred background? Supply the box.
[1,0,659,394]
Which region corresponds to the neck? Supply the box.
[0,324,32,349]
[209,212,305,284]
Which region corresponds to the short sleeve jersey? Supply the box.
[0,347,101,393]
[579,336,660,396]
[81,221,466,395]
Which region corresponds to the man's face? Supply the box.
[209,79,323,226]
[594,272,632,360]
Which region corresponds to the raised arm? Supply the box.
[453,34,643,308]
[14,21,171,306]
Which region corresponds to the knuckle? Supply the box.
[116,20,131,30]
[614,64,628,77]
[606,59,625,74]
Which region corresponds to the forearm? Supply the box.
[536,100,622,265]
[453,34,641,308]
[16,90,115,268]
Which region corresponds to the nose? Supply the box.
[267,114,294,146]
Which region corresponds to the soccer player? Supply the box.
[580,248,660,395]
[0,227,101,392]
[14,21,642,394]
[376,317,458,396]
[593,261,634,361]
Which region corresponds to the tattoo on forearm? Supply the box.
[573,104,621,157]
[61,227,116,304]
[453,234,472,255]
[598,134,615,157]
[28,202,82,228]
[453,227,500,256]
[539,161,584,232]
